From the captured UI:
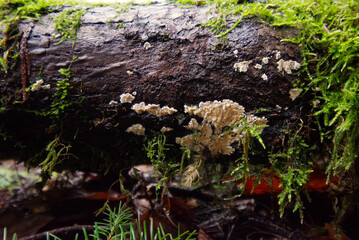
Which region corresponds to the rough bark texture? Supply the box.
[0,2,308,172]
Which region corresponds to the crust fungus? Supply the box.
[277,59,301,74]
[176,99,267,156]
[109,100,118,105]
[120,92,136,103]
[131,102,177,117]
[193,99,245,134]
[160,127,173,133]
[126,124,146,136]
[234,61,252,73]
[144,42,151,50]
[30,79,50,91]
[261,73,268,81]
[185,118,199,130]
[262,57,269,65]
[289,88,302,101]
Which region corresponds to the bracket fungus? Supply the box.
[126,124,146,136]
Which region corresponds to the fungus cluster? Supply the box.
[233,51,301,83]
[277,59,301,74]
[233,61,252,73]
[30,79,50,91]
[176,99,267,156]
[160,127,173,133]
[126,124,145,136]
[131,102,177,117]
[289,88,302,101]
[120,92,136,104]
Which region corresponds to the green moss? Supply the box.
[184,0,358,218]
[52,8,85,45]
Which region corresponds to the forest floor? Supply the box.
[0,160,355,240]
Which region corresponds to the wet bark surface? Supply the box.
[0,2,307,171]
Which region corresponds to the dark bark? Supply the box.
[0,2,309,172]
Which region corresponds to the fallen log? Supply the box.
[0,2,308,173]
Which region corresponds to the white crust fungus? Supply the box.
[131,102,147,114]
[176,99,267,155]
[31,79,50,91]
[126,70,134,76]
[254,64,262,70]
[261,73,268,81]
[233,49,239,57]
[144,42,151,50]
[120,93,136,103]
[262,57,269,65]
[131,102,177,117]
[176,99,267,156]
[109,100,118,105]
[289,88,302,101]
[246,114,268,127]
[277,59,301,74]
[275,51,281,60]
[160,127,173,133]
[185,118,199,130]
[234,61,252,73]
[194,99,245,134]
[158,106,178,117]
[184,105,198,115]
[126,124,145,136]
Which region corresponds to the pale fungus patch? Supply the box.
[246,115,268,129]
[185,118,199,130]
[289,88,302,101]
[109,100,118,105]
[126,70,134,76]
[30,79,50,91]
[175,135,195,149]
[157,106,178,117]
[234,61,252,73]
[262,57,269,65]
[275,51,281,60]
[261,73,268,81]
[176,99,268,156]
[144,104,161,115]
[184,105,198,115]
[120,92,136,103]
[144,42,151,50]
[254,64,262,70]
[131,102,177,117]
[126,124,145,136]
[194,99,245,134]
[233,49,239,57]
[131,102,147,114]
[277,59,301,74]
[160,127,173,133]
[208,133,237,155]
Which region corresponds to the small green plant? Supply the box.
[2,228,17,240]
[269,131,314,223]
[13,203,196,240]
[227,116,267,196]
[38,135,76,174]
[39,55,78,120]
[53,8,85,46]
[144,132,179,197]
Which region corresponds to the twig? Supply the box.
[20,23,34,101]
